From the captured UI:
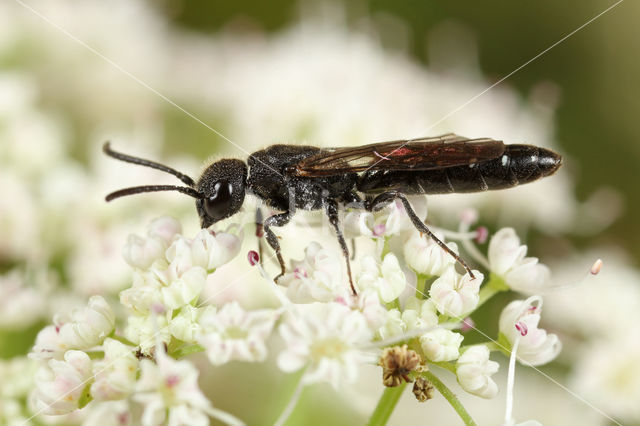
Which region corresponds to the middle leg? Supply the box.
[324,199,357,296]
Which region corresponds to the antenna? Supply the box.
[105,185,203,202]
[103,142,196,187]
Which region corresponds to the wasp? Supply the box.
[104,134,562,295]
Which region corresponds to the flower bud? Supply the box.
[404,233,458,277]
[357,253,406,303]
[429,267,483,318]
[419,328,463,362]
[32,350,92,415]
[499,298,561,366]
[91,339,138,401]
[488,228,551,294]
[456,345,499,398]
[57,296,115,349]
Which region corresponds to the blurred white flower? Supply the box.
[169,305,213,343]
[429,267,483,317]
[278,241,346,303]
[82,400,132,426]
[357,253,406,303]
[135,351,243,426]
[0,172,39,260]
[489,228,551,294]
[123,233,166,270]
[570,333,640,423]
[278,303,375,388]
[119,270,164,315]
[91,338,138,401]
[456,345,499,398]
[166,228,242,275]
[545,250,640,339]
[0,270,47,329]
[377,297,438,340]
[0,398,28,426]
[403,297,439,329]
[159,266,207,310]
[124,313,171,356]
[499,298,561,366]
[32,350,92,415]
[419,328,463,362]
[377,309,405,341]
[347,289,388,330]
[147,216,182,245]
[197,301,279,366]
[404,232,458,277]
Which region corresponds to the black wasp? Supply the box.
[104,134,562,295]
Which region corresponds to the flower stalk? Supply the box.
[367,382,408,426]
[423,370,477,426]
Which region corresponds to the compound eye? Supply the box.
[204,180,233,220]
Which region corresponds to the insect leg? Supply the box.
[324,199,358,296]
[255,207,264,267]
[340,192,363,261]
[324,199,357,296]
[263,211,292,280]
[368,191,476,279]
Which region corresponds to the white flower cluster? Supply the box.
[25,201,566,425]
[274,202,560,406]
[27,217,264,425]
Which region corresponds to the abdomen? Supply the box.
[356,145,562,194]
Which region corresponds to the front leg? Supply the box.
[263,211,292,281]
[324,199,357,296]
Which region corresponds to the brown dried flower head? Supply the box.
[413,377,435,402]
[379,344,422,387]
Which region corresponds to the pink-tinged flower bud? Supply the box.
[499,298,561,366]
[32,350,93,415]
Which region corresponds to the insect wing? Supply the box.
[291,134,506,177]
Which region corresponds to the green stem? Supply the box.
[367,383,408,426]
[171,343,205,358]
[431,361,456,374]
[423,371,476,426]
[476,274,509,310]
[108,333,137,347]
